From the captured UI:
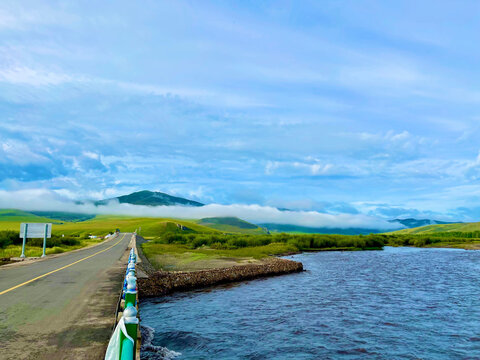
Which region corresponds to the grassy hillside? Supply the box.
[391,222,480,234]
[30,211,95,222]
[0,209,64,229]
[0,214,220,237]
[0,210,267,238]
[0,210,224,259]
[197,217,267,235]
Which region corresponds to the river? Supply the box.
[140,247,480,359]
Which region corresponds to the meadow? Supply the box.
[141,231,480,271]
[0,210,253,236]
[2,208,480,268]
[141,232,385,271]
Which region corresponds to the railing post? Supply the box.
[122,306,139,357]
[124,276,137,308]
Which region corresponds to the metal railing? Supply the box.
[105,246,139,360]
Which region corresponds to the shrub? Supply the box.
[0,231,19,248]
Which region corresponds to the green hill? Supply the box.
[96,190,204,207]
[0,210,267,237]
[0,213,218,237]
[0,209,61,224]
[391,222,480,234]
[30,211,95,222]
[197,217,267,234]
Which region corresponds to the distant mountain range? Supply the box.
[388,218,457,228]
[92,190,461,234]
[258,223,385,235]
[95,190,204,207]
[259,218,460,235]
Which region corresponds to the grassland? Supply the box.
[0,210,223,237]
[142,242,297,271]
[0,210,267,237]
[388,221,480,248]
[141,232,385,271]
[0,210,270,260]
[4,207,480,269]
[381,232,480,249]
[141,230,480,272]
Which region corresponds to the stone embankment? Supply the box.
[138,258,303,298]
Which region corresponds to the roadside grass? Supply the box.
[141,242,297,271]
[0,238,104,258]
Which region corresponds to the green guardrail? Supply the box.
[105,245,139,360]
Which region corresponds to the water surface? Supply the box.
[141,247,480,359]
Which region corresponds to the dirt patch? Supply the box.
[135,236,157,275]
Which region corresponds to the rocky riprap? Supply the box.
[137,258,303,298]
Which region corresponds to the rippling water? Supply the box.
[140,247,480,359]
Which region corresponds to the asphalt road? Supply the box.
[0,233,132,360]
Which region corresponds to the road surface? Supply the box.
[0,233,132,360]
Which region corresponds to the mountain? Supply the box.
[95,190,204,207]
[388,218,457,229]
[258,223,385,235]
[260,218,461,235]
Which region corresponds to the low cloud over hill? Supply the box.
[0,189,401,231]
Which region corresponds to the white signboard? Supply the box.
[20,223,52,238]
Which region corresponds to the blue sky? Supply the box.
[1,1,480,223]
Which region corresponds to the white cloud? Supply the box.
[82,151,99,160]
[337,59,426,94]
[0,140,49,165]
[0,5,80,30]
[0,66,77,86]
[265,159,363,177]
[0,189,400,230]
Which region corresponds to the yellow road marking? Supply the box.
[0,234,127,296]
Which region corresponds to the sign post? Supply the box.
[19,223,52,259]
[20,223,28,258]
[42,223,48,258]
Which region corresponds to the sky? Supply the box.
[1,1,480,226]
